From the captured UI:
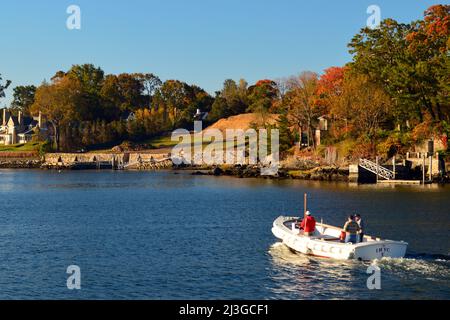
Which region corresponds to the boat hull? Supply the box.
[272,216,408,261]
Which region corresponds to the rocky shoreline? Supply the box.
[2,157,448,183]
[187,165,350,181]
[0,155,349,181]
[0,159,42,169]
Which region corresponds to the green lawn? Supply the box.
[146,135,180,148]
[144,134,208,149]
[148,134,236,149]
[86,133,264,153]
[0,142,42,152]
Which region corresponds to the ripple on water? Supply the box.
[267,242,450,300]
[0,171,449,299]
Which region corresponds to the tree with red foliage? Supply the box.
[316,66,348,113]
[407,5,450,53]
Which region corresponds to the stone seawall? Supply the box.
[0,158,42,169]
[43,153,125,165]
[42,152,172,169]
[0,151,41,169]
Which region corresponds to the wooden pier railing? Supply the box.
[359,158,395,180]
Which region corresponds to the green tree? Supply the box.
[67,64,104,95]
[247,80,278,127]
[66,64,106,121]
[99,75,123,120]
[135,73,162,107]
[116,73,145,112]
[348,5,450,124]
[406,5,450,122]
[152,80,213,129]
[99,73,146,118]
[11,85,37,115]
[208,79,248,122]
[277,106,293,152]
[0,73,11,102]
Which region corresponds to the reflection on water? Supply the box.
[268,243,369,299]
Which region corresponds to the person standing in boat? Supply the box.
[343,215,360,244]
[355,214,364,243]
[300,211,316,237]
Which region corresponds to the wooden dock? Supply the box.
[357,157,439,185]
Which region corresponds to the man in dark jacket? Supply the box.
[355,214,365,243]
[343,215,360,244]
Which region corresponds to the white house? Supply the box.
[194,109,209,121]
[0,109,45,145]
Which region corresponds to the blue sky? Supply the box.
[0,0,443,106]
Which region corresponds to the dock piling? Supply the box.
[393,156,396,180]
[422,154,426,185]
[429,156,432,182]
[376,156,379,183]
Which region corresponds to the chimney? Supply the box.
[18,111,22,125]
[38,111,42,128]
[2,109,6,126]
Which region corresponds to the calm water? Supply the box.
[0,170,449,300]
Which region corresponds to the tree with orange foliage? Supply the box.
[284,71,321,148]
[336,74,392,140]
[31,76,81,151]
[316,66,348,128]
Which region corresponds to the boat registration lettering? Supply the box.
[375,246,390,254]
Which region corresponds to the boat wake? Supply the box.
[267,242,361,299]
[407,253,450,261]
[267,242,450,299]
[372,255,450,283]
[269,242,450,280]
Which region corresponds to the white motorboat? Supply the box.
[272,216,408,261]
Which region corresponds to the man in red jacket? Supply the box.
[300,211,316,237]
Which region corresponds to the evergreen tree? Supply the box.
[277,107,293,152]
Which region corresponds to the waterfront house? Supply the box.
[126,111,136,122]
[315,115,330,146]
[0,109,45,145]
[194,109,209,122]
[297,115,330,148]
